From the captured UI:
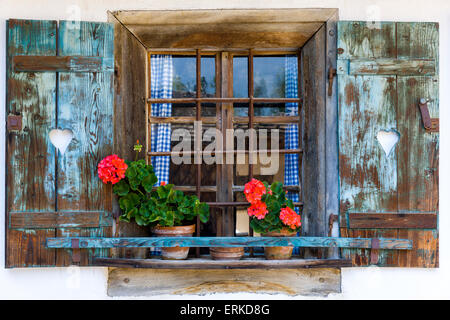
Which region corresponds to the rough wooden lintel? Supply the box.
[107,267,341,297]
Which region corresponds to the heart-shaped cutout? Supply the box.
[377,130,400,157]
[49,129,73,155]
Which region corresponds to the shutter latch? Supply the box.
[7,114,22,131]
[328,67,337,97]
[419,98,439,132]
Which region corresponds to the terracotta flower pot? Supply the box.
[262,228,297,260]
[152,224,196,260]
[210,247,245,260]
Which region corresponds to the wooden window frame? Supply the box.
[147,49,304,257]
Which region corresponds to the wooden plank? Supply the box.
[114,9,339,25]
[341,59,436,76]
[348,213,437,229]
[396,22,439,268]
[325,11,339,259]
[126,22,323,49]
[6,19,57,268]
[107,267,341,296]
[300,24,327,259]
[13,55,113,72]
[338,21,400,267]
[108,12,150,259]
[9,211,107,229]
[113,9,338,49]
[46,236,413,250]
[219,52,234,237]
[94,257,352,269]
[337,21,396,59]
[55,21,114,266]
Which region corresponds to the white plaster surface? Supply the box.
[0,0,449,299]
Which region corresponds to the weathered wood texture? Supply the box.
[94,257,352,269]
[338,58,436,76]
[9,211,110,229]
[338,22,439,267]
[6,19,58,267]
[112,9,338,49]
[13,55,113,72]
[107,267,341,296]
[55,21,114,266]
[348,213,437,229]
[5,19,114,268]
[325,10,340,259]
[107,12,150,259]
[300,24,328,259]
[46,236,413,250]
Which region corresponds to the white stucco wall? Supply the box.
[1,0,449,299]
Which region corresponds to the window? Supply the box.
[148,51,303,256]
[5,10,438,273]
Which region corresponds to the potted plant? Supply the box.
[244,178,301,260]
[98,142,210,260]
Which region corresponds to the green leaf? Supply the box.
[142,173,157,193]
[250,218,266,234]
[135,214,146,226]
[113,180,130,196]
[126,165,137,179]
[196,203,210,223]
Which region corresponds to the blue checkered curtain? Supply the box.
[150,55,173,256]
[284,56,300,254]
[151,55,173,185]
[284,56,299,203]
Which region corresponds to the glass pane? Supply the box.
[234,103,298,117]
[253,55,297,98]
[233,102,248,117]
[254,102,298,117]
[172,56,196,98]
[202,103,216,117]
[171,56,216,98]
[171,103,196,117]
[201,57,216,98]
[233,56,248,97]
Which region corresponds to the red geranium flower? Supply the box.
[247,201,268,220]
[279,207,301,230]
[98,154,127,185]
[160,181,166,186]
[244,178,266,204]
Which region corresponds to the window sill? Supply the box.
[93,256,351,269]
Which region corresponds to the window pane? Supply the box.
[233,56,248,97]
[172,56,196,98]
[201,57,216,97]
[233,102,248,117]
[253,55,297,98]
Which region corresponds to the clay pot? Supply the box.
[152,224,195,260]
[210,247,245,260]
[262,228,297,260]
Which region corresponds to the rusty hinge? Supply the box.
[328,67,337,97]
[328,214,338,237]
[419,98,439,132]
[7,114,22,131]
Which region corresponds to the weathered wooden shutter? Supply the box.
[337,21,439,267]
[6,19,114,267]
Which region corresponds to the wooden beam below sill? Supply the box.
[93,257,352,269]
